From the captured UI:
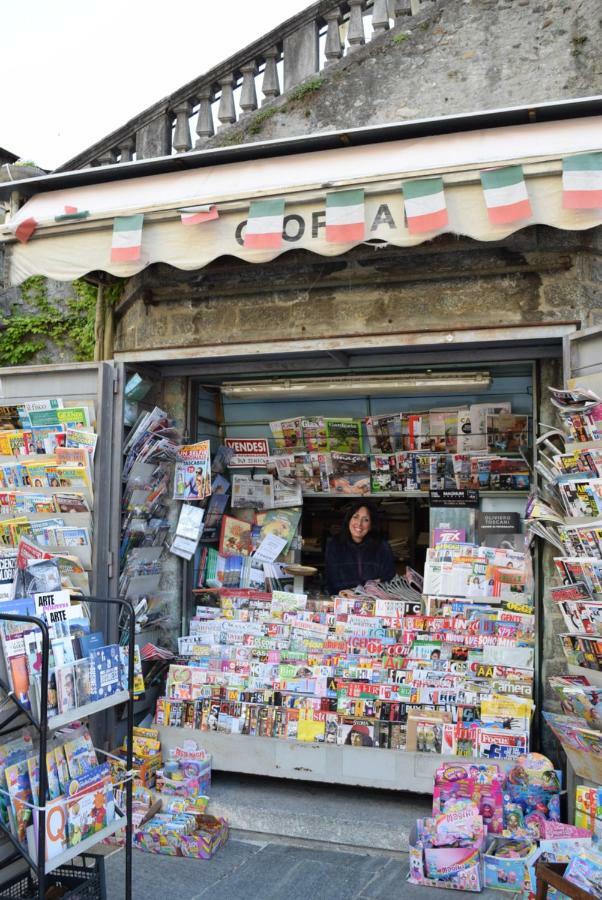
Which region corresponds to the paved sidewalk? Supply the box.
[104,838,504,900]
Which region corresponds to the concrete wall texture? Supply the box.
[206,0,602,148]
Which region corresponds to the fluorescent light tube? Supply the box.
[220,372,491,399]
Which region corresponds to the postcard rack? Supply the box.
[0,596,134,900]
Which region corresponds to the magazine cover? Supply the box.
[370,455,395,492]
[56,665,77,713]
[365,414,402,454]
[173,441,211,501]
[329,453,371,495]
[301,417,328,452]
[402,413,431,451]
[219,515,253,557]
[486,414,529,453]
[326,420,363,454]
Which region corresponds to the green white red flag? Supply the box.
[562,152,602,209]
[55,206,89,222]
[8,217,38,243]
[402,177,448,234]
[480,165,532,224]
[244,198,285,249]
[325,189,365,243]
[110,214,144,262]
[178,205,219,225]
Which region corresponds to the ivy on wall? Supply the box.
[0,277,111,366]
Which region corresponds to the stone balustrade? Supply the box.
[56,0,434,172]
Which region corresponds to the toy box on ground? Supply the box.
[483,836,538,892]
[408,802,485,892]
[134,811,228,859]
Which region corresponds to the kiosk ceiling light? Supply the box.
[220,372,492,399]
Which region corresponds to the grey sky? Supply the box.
[3,0,311,170]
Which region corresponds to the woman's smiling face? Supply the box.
[349,506,371,544]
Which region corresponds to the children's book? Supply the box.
[219,515,252,558]
[64,730,97,780]
[33,794,68,860]
[254,508,301,555]
[5,757,33,845]
[54,746,70,795]
[66,762,113,845]
[89,645,122,700]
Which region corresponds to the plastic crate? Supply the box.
[0,853,106,899]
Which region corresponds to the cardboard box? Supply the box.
[408,824,483,892]
[483,837,538,893]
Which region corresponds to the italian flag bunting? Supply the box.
[562,152,602,209]
[178,204,219,225]
[110,214,144,262]
[8,217,38,243]
[402,177,448,234]
[480,165,532,224]
[55,205,89,222]
[325,189,365,243]
[244,198,285,249]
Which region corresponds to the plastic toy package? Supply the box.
[408,801,485,893]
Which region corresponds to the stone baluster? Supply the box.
[410,0,422,14]
[97,149,117,166]
[195,87,215,147]
[239,63,258,113]
[347,0,365,51]
[217,75,236,129]
[261,47,280,105]
[324,9,343,66]
[118,138,135,163]
[372,0,390,32]
[173,101,192,153]
[393,0,411,25]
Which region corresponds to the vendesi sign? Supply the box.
[225,438,269,467]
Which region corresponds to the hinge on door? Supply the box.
[113,367,120,394]
[107,550,114,579]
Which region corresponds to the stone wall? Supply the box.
[207,0,602,148]
[114,226,601,356]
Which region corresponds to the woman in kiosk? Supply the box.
[324,501,395,595]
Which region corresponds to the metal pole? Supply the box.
[37,618,49,900]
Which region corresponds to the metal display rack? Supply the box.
[0,596,135,900]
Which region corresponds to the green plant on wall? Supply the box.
[0,276,110,366]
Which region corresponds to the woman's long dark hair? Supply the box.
[337,500,384,545]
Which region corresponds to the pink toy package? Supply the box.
[432,762,504,834]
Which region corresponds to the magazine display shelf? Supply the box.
[302,491,529,499]
[0,596,135,900]
[157,726,516,793]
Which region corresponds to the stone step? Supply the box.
[208,772,431,853]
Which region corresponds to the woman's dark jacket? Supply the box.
[324,535,396,595]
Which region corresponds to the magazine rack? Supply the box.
[535,861,595,899]
[0,596,135,900]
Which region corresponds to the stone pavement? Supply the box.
[104,838,506,900]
